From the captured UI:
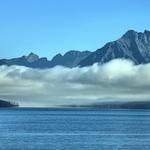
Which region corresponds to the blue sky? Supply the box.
[0,0,150,59]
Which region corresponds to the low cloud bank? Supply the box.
[0,59,150,107]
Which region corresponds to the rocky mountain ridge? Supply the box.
[1,30,150,68]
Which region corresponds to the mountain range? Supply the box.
[1,29,150,68]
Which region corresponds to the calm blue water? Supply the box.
[0,108,150,150]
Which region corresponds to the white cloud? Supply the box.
[0,59,150,107]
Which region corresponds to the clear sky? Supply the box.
[0,0,150,59]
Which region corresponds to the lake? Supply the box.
[0,108,150,150]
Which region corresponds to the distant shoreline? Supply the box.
[60,101,150,109]
[7,101,150,110]
[2,100,150,109]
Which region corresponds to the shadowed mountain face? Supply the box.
[0,53,50,68]
[50,50,91,67]
[0,51,91,68]
[0,30,150,68]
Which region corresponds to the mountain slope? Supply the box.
[79,30,150,66]
[0,51,91,68]
[50,50,91,67]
